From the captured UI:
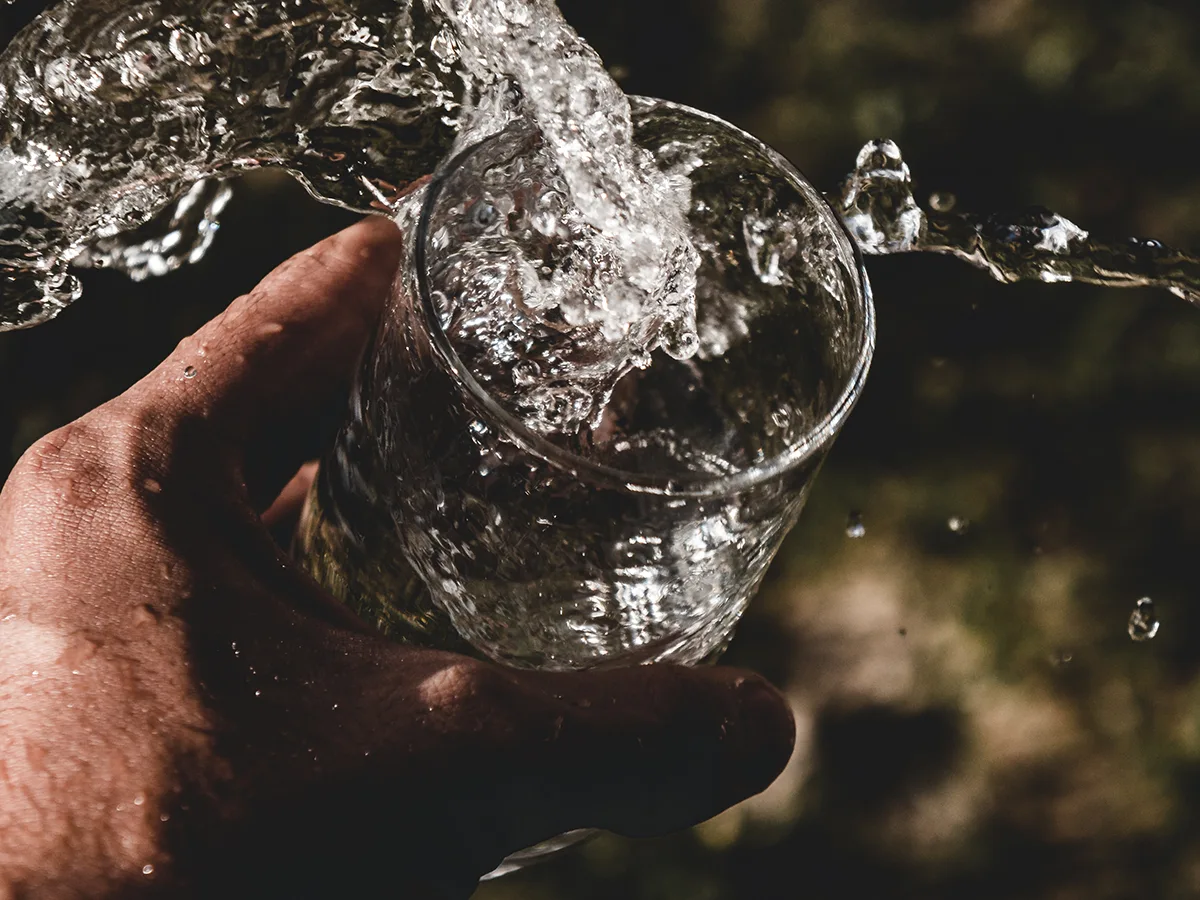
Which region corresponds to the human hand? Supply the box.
[0,216,795,899]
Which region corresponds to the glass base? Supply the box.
[481,829,598,880]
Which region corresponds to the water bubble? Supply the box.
[1128,597,1160,642]
[183,365,197,379]
[532,209,561,237]
[947,515,970,534]
[929,191,957,213]
[512,360,540,387]
[142,864,155,876]
[1051,649,1074,666]
[845,511,866,539]
[429,28,460,65]
[469,200,500,229]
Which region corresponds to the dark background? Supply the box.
[6,1,1200,897]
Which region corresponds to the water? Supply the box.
[845,511,866,539]
[1128,596,1160,642]
[0,0,700,403]
[5,2,1200,441]
[423,119,693,435]
[838,139,1200,305]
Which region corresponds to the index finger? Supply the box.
[131,214,405,455]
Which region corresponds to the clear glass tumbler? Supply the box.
[297,98,875,673]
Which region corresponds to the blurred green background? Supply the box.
[5,1,1200,897]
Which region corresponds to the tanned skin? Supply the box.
[0,216,795,899]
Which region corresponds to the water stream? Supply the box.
[838,138,1200,305]
[2,2,1199,357]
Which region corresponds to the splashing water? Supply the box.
[837,139,1200,305]
[0,0,700,400]
[5,2,1200,444]
[845,511,866,539]
[1128,596,1160,642]
[1,0,453,327]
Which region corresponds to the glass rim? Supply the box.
[415,96,876,499]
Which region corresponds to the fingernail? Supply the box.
[726,676,796,799]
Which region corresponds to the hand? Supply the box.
[0,217,795,899]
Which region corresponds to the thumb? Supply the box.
[460,661,796,862]
[177,639,794,897]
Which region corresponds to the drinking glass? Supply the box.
[297,98,875,675]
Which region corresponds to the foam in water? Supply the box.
[442,0,700,361]
[421,0,701,435]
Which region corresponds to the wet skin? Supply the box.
[0,216,794,899]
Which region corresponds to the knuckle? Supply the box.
[422,660,529,733]
[262,240,347,299]
[10,406,155,507]
[422,659,498,709]
[15,418,106,483]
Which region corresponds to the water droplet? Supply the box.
[183,366,197,379]
[131,603,161,626]
[159,813,170,823]
[929,191,957,213]
[1051,649,1074,666]
[254,689,261,697]
[845,511,866,539]
[469,200,500,229]
[512,360,540,387]
[133,794,145,806]
[947,515,970,534]
[1128,597,1160,642]
[57,633,101,670]
[142,864,155,876]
